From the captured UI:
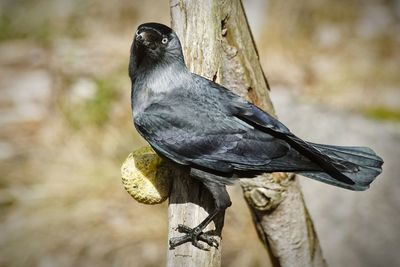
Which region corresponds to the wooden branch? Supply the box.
[167,0,327,266]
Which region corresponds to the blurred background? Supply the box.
[0,0,399,266]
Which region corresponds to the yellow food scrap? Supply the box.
[121,146,172,204]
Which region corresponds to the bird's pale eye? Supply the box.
[161,37,168,44]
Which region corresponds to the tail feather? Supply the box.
[310,143,383,168]
[298,171,369,191]
[298,143,383,191]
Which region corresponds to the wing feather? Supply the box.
[134,96,291,173]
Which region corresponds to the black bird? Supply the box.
[129,22,383,249]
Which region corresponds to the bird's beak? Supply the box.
[135,31,146,43]
[135,29,160,49]
[135,30,155,46]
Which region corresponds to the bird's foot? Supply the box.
[169,224,219,250]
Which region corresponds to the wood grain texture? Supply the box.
[168,0,327,266]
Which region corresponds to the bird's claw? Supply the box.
[169,224,219,250]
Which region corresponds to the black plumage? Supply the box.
[129,22,383,249]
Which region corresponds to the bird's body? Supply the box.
[129,22,383,249]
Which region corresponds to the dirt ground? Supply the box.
[1,0,399,266]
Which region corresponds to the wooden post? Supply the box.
[167,0,327,266]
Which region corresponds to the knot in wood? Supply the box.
[240,173,294,211]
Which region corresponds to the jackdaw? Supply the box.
[129,22,383,250]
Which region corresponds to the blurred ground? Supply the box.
[0,0,399,267]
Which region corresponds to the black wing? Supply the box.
[134,87,300,174]
[204,79,360,184]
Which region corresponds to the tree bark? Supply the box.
[167,0,327,267]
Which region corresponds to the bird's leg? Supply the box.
[170,208,222,250]
[169,173,232,250]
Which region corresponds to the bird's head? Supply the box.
[129,23,184,78]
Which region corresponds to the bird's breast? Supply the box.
[132,84,166,116]
[132,66,190,115]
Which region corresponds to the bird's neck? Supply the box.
[131,62,189,114]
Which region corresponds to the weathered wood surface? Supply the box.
[167,0,327,266]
